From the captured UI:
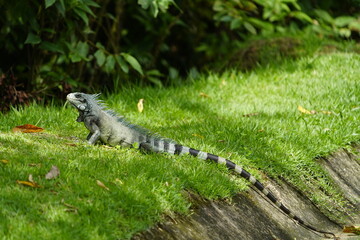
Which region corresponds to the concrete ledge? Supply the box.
[133,146,360,240]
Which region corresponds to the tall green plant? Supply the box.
[0,0,175,97]
[0,0,359,105]
[310,9,360,38]
[213,0,312,35]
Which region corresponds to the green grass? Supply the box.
[1,52,360,239]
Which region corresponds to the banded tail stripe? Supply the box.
[197,151,208,160]
[168,143,176,154]
[153,138,159,148]
[189,148,200,157]
[157,140,164,152]
[164,141,169,152]
[217,156,227,164]
[163,144,335,238]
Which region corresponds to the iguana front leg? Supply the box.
[84,118,101,145]
[88,129,100,145]
[86,132,93,141]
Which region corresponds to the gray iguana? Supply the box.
[66,92,336,239]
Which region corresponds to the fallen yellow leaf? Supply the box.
[65,143,77,147]
[199,92,210,98]
[114,178,124,185]
[16,180,41,188]
[321,110,332,115]
[1,159,9,164]
[96,180,110,191]
[137,99,144,113]
[297,105,312,114]
[61,199,78,210]
[192,133,204,139]
[297,106,333,115]
[28,163,41,167]
[243,112,260,117]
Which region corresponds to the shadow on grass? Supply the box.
[0,135,187,239]
[161,97,338,194]
[165,99,293,172]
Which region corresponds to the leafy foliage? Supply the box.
[213,0,312,35]
[138,0,175,17]
[311,9,360,37]
[0,1,164,97]
[0,0,359,104]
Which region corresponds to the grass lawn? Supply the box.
[1,51,360,239]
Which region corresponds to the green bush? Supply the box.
[0,0,175,95]
[0,0,359,105]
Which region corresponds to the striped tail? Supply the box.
[140,140,336,239]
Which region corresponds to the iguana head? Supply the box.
[67,92,91,111]
[67,92,101,122]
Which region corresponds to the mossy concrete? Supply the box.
[319,145,360,219]
[133,146,360,240]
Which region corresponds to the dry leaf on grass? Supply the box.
[96,180,110,191]
[12,124,44,133]
[28,163,41,167]
[65,143,77,147]
[199,92,210,98]
[243,112,260,117]
[61,199,78,209]
[64,208,78,213]
[192,133,204,139]
[61,199,78,213]
[16,180,41,188]
[1,159,9,164]
[137,99,144,113]
[321,110,332,114]
[18,174,41,188]
[28,174,35,183]
[297,105,313,114]
[297,106,332,115]
[114,178,124,185]
[45,165,60,180]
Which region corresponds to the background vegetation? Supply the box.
[1,0,360,111]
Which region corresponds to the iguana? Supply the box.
[66,92,336,239]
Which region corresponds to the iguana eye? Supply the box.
[75,93,82,98]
